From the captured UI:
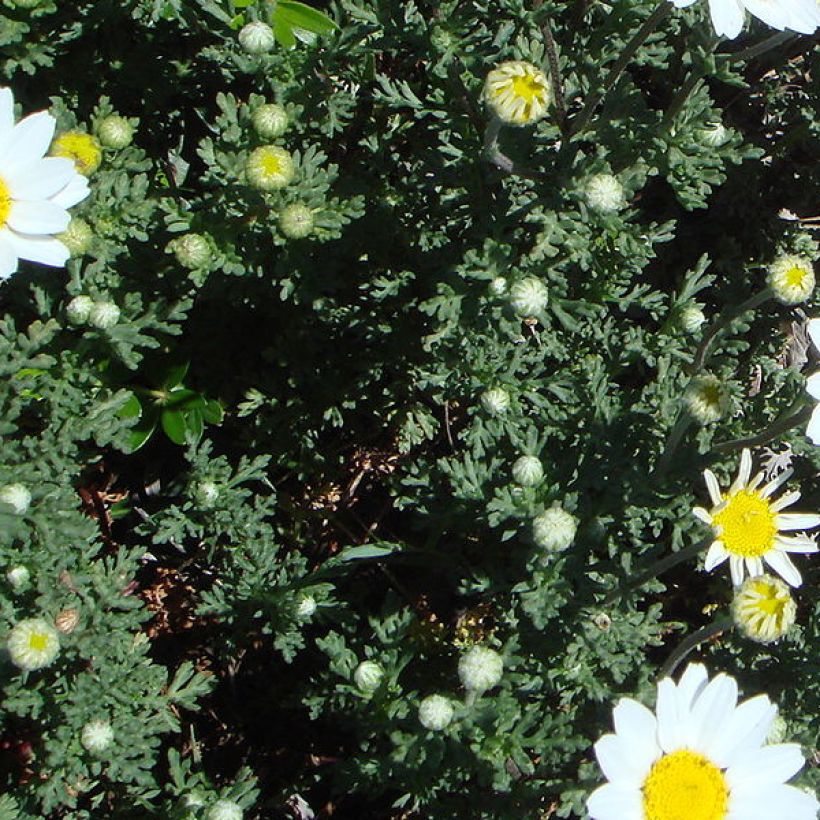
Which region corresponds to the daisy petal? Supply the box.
[671,0,698,6]
[770,490,800,512]
[612,698,661,779]
[806,373,820,402]
[0,88,13,139]
[7,200,69,235]
[688,673,738,758]
[744,556,764,577]
[729,555,745,586]
[5,157,75,201]
[0,111,56,174]
[593,734,645,787]
[726,743,805,790]
[5,231,69,267]
[704,470,723,505]
[774,534,818,554]
[741,0,790,29]
[0,232,18,279]
[656,678,685,753]
[808,318,820,354]
[675,663,709,711]
[709,0,746,37]
[587,782,643,820]
[730,449,752,493]
[728,783,819,820]
[693,506,712,524]
[50,174,90,209]
[711,694,776,768]
[806,404,820,444]
[763,549,801,587]
[774,512,820,531]
[705,540,728,571]
[760,468,794,498]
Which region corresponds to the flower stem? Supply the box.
[652,412,693,480]
[713,404,813,452]
[659,616,734,680]
[568,2,672,138]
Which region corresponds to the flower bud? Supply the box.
[172,233,211,269]
[279,203,314,239]
[238,21,276,54]
[353,660,384,693]
[457,646,503,693]
[295,594,317,620]
[51,131,102,175]
[684,374,730,425]
[97,115,134,149]
[66,295,94,325]
[251,103,288,139]
[584,173,625,214]
[81,719,114,755]
[511,455,543,487]
[678,305,706,334]
[207,799,243,820]
[533,505,577,553]
[245,145,295,192]
[58,218,93,257]
[0,483,31,515]
[194,480,219,508]
[767,253,815,305]
[7,618,60,670]
[732,574,796,644]
[9,0,42,7]
[480,387,510,415]
[488,277,507,297]
[484,61,551,127]
[418,694,454,731]
[6,565,30,590]
[88,300,120,330]
[509,277,548,317]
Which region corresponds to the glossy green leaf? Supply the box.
[161,409,188,445]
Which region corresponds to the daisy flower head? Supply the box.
[766,253,815,305]
[693,448,820,587]
[588,663,819,820]
[669,0,820,40]
[0,88,90,280]
[732,573,796,643]
[483,61,551,127]
[803,317,820,444]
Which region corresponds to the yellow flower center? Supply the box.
[511,73,546,104]
[29,632,49,652]
[261,152,283,175]
[0,176,11,228]
[642,750,729,820]
[747,577,790,617]
[785,266,810,287]
[711,489,777,558]
[52,132,102,175]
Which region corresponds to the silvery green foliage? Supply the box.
[0,0,819,817]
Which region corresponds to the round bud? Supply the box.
[480,387,510,416]
[8,0,42,7]
[295,594,317,620]
[488,277,507,297]
[678,305,706,334]
[238,21,276,54]
[88,301,120,330]
[207,799,243,820]
[251,104,288,139]
[509,277,548,317]
[279,203,314,239]
[684,374,730,425]
[418,694,454,731]
[457,646,503,693]
[511,455,543,487]
[7,618,60,670]
[66,295,94,325]
[353,660,385,693]
[732,574,796,644]
[767,254,815,306]
[0,483,31,515]
[585,173,626,214]
[58,218,93,257]
[245,145,295,192]
[81,719,114,755]
[532,505,577,553]
[97,115,134,149]
[172,233,211,269]
[6,565,30,590]
[194,480,219,508]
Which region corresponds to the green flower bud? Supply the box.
[295,594,317,620]
[418,694,454,731]
[238,21,275,54]
[172,233,211,269]
[58,218,93,257]
[353,660,385,693]
[511,455,543,487]
[585,173,626,213]
[194,480,219,508]
[6,565,30,590]
[97,115,134,149]
[88,301,120,330]
[458,646,503,693]
[81,719,115,755]
[279,203,314,239]
[678,305,706,334]
[480,387,510,415]
[66,295,94,325]
[488,277,507,297]
[533,505,577,553]
[207,799,243,820]
[251,103,288,139]
[0,483,31,515]
[684,374,730,425]
[509,277,548,316]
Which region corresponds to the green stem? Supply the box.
[568,2,672,138]
[725,30,794,62]
[603,538,710,606]
[482,116,544,180]
[652,412,693,480]
[659,617,734,679]
[690,289,772,375]
[713,404,813,452]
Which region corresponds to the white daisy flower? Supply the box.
[0,87,90,280]
[670,0,820,40]
[693,448,820,587]
[804,318,820,444]
[588,663,819,820]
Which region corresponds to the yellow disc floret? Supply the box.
[0,176,11,227]
[767,253,815,305]
[642,750,729,820]
[483,61,551,126]
[51,131,102,175]
[732,573,796,643]
[245,145,295,192]
[711,489,777,558]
